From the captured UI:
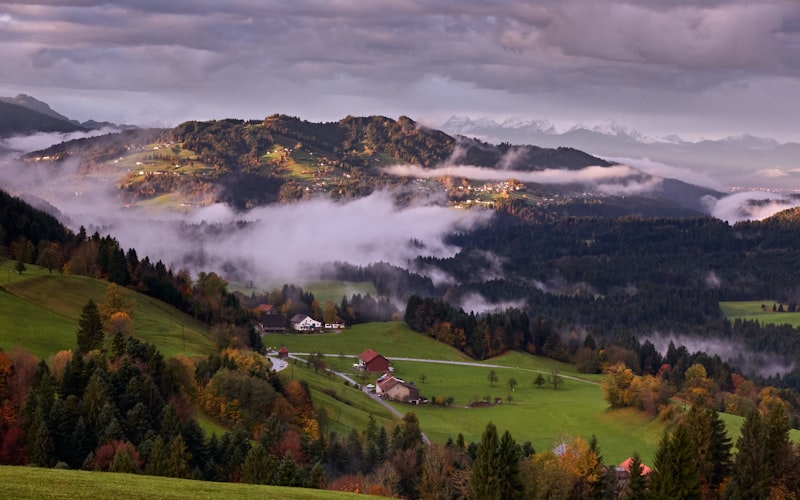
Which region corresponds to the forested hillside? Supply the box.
[20,114,711,215]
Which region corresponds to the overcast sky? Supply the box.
[1,1,799,141]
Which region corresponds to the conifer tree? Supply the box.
[725,409,769,500]
[685,403,732,498]
[76,299,104,354]
[470,422,501,499]
[276,450,306,487]
[470,422,523,500]
[650,425,700,500]
[309,461,327,489]
[166,434,192,479]
[242,443,275,484]
[625,452,648,500]
[144,436,169,476]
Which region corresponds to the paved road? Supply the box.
[291,353,599,386]
[267,355,288,372]
[287,353,431,445]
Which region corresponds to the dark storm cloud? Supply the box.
[0,1,798,139]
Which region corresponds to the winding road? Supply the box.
[289,353,599,386]
[283,352,431,445]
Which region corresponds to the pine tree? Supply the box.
[725,409,769,500]
[76,299,104,353]
[276,450,306,487]
[309,461,328,489]
[650,425,700,500]
[470,422,501,499]
[763,401,792,487]
[496,429,524,499]
[685,404,732,498]
[166,434,193,479]
[471,422,522,499]
[625,452,648,499]
[242,443,275,484]
[144,436,169,476]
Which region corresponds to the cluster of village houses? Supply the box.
[258,305,346,333]
[355,349,421,403]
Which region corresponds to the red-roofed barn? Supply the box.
[358,349,389,372]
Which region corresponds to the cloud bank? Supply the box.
[0,1,798,141]
[0,151,492,283]
[384,163,663,196]
[703,191,800,223]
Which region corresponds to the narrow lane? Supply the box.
[286,353,431,445]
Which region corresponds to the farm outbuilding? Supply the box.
[358,349,389,372]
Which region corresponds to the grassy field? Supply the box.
[0,466,373,499]
[285,358,396,437]
[273,322,662,463]
[0,262,213,359]
[228,280,377,307]
[720,300,800,327]
[385,359,663,464]
[274,321,800,465]
[266,322,472,361]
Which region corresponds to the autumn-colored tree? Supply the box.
[100,283,135,321]
[323,300,339,324]
[47,350,73,386]
[0,351,25,465]
[558,436,603,498]
[107,312,133,338]
[35,241,63,273]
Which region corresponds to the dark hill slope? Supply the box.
[0,188,73,247]
[0,101,86,137]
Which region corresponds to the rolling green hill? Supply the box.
[0,261,213,359]
[0,466,373,499]
[720,300,800,328]
[273,324,656,463]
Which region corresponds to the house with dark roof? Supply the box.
[260,312,287,333]
[358,349,389,372]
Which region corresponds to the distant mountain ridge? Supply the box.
[441,116,800,190]
[0,100,87,138]
[0,94,133,138]
[0,93,75,123]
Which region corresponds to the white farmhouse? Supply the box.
[290,314,322,332]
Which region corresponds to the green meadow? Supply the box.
[229,280,377,307]
[0,466,372,499]
[720,300,800,327]
[384,359,662,464]
[286,358,396,436]
[266,321,472,361]
[272,321,800,464]
[272,322,664,463]
[0,262,213,359]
